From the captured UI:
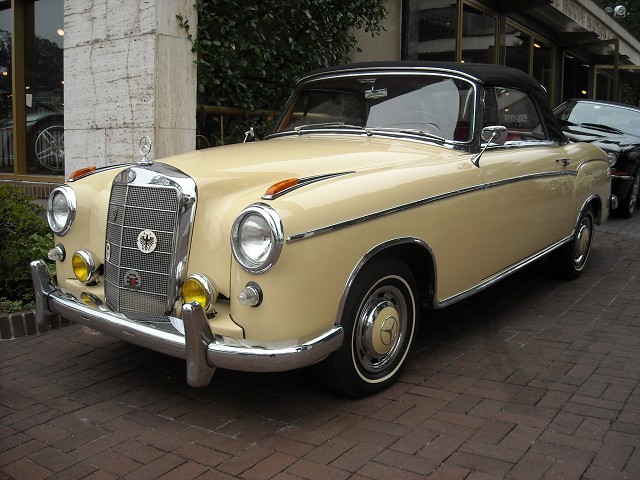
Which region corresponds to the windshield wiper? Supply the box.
[293,122,364,133]
[579,122,624,135]
[365,127,446,143]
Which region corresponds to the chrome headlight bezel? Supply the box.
[231,203,284,274]
[46,185,77,236]
[605,150,618,168]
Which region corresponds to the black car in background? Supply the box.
[554,99,640,218]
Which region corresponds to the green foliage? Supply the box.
[178,0,387,143]
[0,184,53,313]
[0,298,32,315]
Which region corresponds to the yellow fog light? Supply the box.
[183,274,218,313]
[72,249,99,284]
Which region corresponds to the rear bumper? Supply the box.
[30,260,344,387]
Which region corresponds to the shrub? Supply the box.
[178,0,387,144]
[0,184,53,313]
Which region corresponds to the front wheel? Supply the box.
[618,170,639,218]
[320,257,418,397]
[549,206,595,279]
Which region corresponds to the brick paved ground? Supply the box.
[1,213,639,480]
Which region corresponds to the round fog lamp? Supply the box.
[72,249,98,284]
[183,274,217,313]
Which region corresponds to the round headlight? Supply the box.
[605,151,618,167]
[231,204,283,274]
[47,185,76,236]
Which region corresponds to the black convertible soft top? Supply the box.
[301,61,567,143]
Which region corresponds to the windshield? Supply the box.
[555,101,640,137]
[276,74,476,142]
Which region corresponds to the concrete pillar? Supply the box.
[350,0,402,62]
[63,0,197,175]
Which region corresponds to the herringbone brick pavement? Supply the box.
[1,213,638,479]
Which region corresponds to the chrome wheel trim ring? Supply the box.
[574,213,593,270]
[353,281,408,375]
[629,173,639,215]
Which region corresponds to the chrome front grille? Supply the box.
[103,164,197,321]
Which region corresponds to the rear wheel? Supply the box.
[320,257,418,397]
[549,206,594,279]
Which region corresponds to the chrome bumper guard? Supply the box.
[30,260,344,387]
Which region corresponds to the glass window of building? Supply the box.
[461,3,497,64]
[563,52,590,102]
[505,24,531,74]
[412,0,457,61]
[0,6,12,174]
[532,40,552,94]
[0,0,64,178]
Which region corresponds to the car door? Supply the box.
[479,87,571,278]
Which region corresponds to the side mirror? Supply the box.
[481,125,507,145]
[243,127,255,143]
[472,126,508,167]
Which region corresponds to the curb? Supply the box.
[0,310,71,340]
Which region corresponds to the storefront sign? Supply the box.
[552,0,614,41]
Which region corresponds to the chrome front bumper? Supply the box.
[30,260,344,387]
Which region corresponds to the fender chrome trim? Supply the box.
[288,170,577,244]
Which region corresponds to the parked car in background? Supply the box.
[0,102,64,174]
[32,62,613,397]
[554,99,640,217]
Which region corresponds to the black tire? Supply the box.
[549,206,595,280]
[618,170,639,218]
[320,257,418,397]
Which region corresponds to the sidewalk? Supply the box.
[1,212,639,480]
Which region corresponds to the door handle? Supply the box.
[556,158,570,167]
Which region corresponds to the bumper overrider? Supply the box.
[30,259,344,387]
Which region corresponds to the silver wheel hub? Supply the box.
[574,216,592,268]
[355,284,407,374]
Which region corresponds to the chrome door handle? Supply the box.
[556,158,570,167]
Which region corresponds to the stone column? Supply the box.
[63,0,197,174]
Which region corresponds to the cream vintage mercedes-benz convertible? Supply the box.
[32,62,613,397]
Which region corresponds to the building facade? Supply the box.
[1,0,639,195]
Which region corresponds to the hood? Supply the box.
[561,124,640,151]
[159,134,466,200]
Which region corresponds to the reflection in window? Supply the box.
[563,52,589,102]
[505,25,530,74]
[486,88,547,141]
[596,70,613,100]
[461,4,496,64]
[0,6,12,173]
[533,41,552,93]
[413,0,456,61]
[277,74,475,142]
[26,0,64,175]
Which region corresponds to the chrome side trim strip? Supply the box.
[287,170,576,243]
[435,236,572,308]
[287,184,484,243]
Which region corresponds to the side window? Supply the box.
[494,88,548,141]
